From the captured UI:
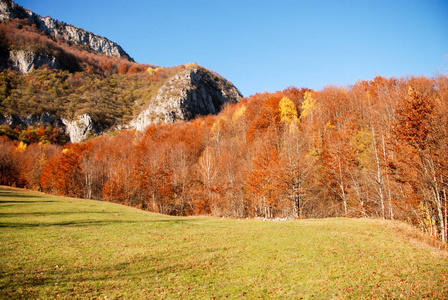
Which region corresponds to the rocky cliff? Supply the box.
[9,49,60,73]
[62,114,94,143]
[0,0,132,62]
[130,66,242,131]
[0,112,94,143]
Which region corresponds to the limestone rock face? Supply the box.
[0,0,132,61]
[32,16,131,60]
[0,113,61,128]
[0,0,27,20]
[0,112,96,143]
[62,114,94,143]
[130,67,242,131]
[9,49,60,74]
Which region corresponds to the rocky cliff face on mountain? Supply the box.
[9,49,60,73]
[0,1,242,143]
[130,66,242,131]
[0,0,132,65]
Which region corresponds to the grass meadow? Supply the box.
[0,186,447,299]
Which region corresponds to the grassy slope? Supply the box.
[0,186,447,299]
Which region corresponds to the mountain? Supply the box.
[0,0,242,142]
[0,0,132,67]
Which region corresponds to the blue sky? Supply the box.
[16,0,448,97]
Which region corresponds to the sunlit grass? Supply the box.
[1,186,447,299]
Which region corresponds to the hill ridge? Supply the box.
[0,0,133,61]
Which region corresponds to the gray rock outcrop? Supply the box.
[9,49,60,74]
[130,67,242,131]
[0,113,94,143]
[0,113,61,128]
[32,15,131,60]
[62,114,94,143]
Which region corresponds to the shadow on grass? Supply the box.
[0,186,200,229]
[0,200,56,204]
[0,217,198,228]
[0,220,140,228]
[0,189,57,204]
[0,211,111,217]
[0,190,44,199]
[0,253,199,294]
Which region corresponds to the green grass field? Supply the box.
[1,186,447,299]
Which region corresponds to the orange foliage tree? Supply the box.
[391,85,447,242]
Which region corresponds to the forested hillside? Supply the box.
[1,74,448,242]
[0,0,172,134]
[0,65,188,126]
[0,1,242,142]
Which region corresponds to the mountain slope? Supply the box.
[0,0,242,142]
[0,0,132,65]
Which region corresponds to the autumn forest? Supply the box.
[1,74,448,243]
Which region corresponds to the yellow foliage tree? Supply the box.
[231,105,247,125]
[210,116,228,145]
[16,141,27,153]
[300,91,316,120]
[147,67,155,76]
[147,67,163,76]
[279,97,298,124]
[279,97,299,133]
[351,128,373,169]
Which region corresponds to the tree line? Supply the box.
[1,74,447,243]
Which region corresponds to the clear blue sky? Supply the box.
[16,0,448,97]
